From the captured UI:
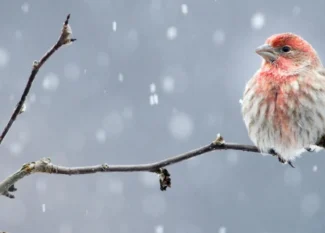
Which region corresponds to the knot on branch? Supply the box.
[212,133,225,146]
[15,102,26,115]
[20,162,36,173]
[101,163,109,171]
[33,60,39,68]
[20,157,52,174]
[36,157,52,173]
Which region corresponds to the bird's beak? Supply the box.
[255,44,277,62]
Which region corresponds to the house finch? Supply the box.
[242,33,325,166]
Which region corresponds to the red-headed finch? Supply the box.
[242,33,325,166]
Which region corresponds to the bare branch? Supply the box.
[0,135,276,197]
[0,14,76,145]
[0,16,292,200]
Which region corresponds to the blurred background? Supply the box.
[0,0,325,232]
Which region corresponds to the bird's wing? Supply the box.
[314,68,325,148]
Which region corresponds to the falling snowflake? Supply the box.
[181,4,188,15]
[213,30,226,45]
[161,76,175,94]
[166,26,178,40]
[300,193,321,217]
[21,2,29,14]
[95,129,106,143]
[0,48,10,68]
[218,227,227,233]
[64,62,81,81]
[15,30,23,40]
[161,65,188,93]
[251,12,265,30]
[42,204,46,213]
[155,225,164,233]
[102,111,124,137]
[112,21,117,31]
[9,142,24,156]
[118,73,124,82]
[292,6,301,16]
[150,94,159,105]
[42,73,60,91]
[168,112,194,141]
[150,83,156,93]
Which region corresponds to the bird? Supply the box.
[241,33,325,167]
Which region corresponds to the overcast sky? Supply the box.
[1,0,325,233]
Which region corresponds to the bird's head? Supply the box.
[256,33,321,72]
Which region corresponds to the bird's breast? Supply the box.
[242,72,310,153]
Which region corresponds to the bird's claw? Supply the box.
[287,161,295,168]
[278,156,295,168]
[268,148,277,155]
[305,147,315,152]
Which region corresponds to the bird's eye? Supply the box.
[281,46,291,53]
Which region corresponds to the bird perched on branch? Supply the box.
[242,33,325,166]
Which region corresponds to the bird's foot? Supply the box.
[267,149,295,168]
[268,148,277,156]
[278,156,295,168]
[305,147,315,152]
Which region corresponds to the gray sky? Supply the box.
[1,0,325,233]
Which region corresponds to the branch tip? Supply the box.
[0,14,76,146]
[64,14,71,25]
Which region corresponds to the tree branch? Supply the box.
[0,14,76,145]
[0,135,272,197]
[0,15,294,201]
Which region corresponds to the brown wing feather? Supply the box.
[314,68,325,148]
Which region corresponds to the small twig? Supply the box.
[0,14,76,145]
[0,135,279,197]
